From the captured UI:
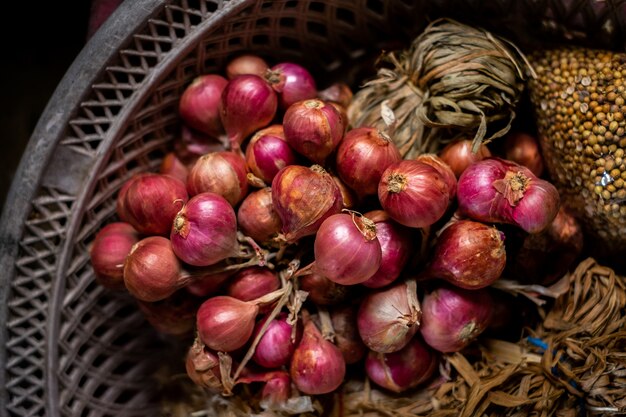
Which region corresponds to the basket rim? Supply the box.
[0,1,166,415]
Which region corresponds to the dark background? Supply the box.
[0,2,93,210]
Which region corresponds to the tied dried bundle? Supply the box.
[348,18,535,159]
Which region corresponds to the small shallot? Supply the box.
[252,312,301,368]
[457,157,560,233]
[283,99,344,165]
[265,62,317,110]
[422,219,506,290]
[237,187,282,245]
[361,210,415,289]
[245,125,298,184]
[170,192,239,267]
[226,266,280,303]
[357,280,421,353]
[187,151,249,206]
[290,319,346,395]
[123,236,187,302]
[220,74,277,151]
[420,285,493,353]
[271,164,343,242]
[226,54,269,79]
[330,305,366,364]
[378,160,451,228]
[313,212,382,285]
[116,173,188,236]
[179,74,228,137]
[298,272,350,306]
[335,127,402,197]
[438,138,492,178]
[504,131,544,177]
[365,336,438,393]
[196,291,282,352]
[186,337,223,391]
[90,222,140,290]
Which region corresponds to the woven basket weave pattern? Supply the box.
[2,0,626,416]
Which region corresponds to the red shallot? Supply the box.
[170,192,239,267]
[378,160,451,228]
[365,336,438,393]
[179,74,228,138]
[456,157,560,233]
[335,127,402,197]
[357,280,421,353]
[313,212,382,285]
[90,222,140,290]
[283,99,344,165]
[289,319,346,395]
[271,164,343,243]
[420,285,493,353]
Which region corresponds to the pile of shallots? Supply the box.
[89,54,584,410]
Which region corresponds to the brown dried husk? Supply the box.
[169,257,626,417]
[347,18,535,159]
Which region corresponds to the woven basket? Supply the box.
[2,1,626,416]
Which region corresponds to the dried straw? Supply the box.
[348,18,535,159]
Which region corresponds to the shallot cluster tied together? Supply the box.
[89,49,570,410]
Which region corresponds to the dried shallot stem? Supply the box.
[233,282,292,381]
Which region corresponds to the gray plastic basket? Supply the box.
[1,0,625,416]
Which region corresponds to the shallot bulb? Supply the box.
[170,192,239,267]
[422,219,506,289]
[361,210,415,289]
[335,127,402,197]
[290,320,346,395]
[196,295,259,352]
[357,280,421,353]
[160,152,189,184]
[415,153,457,200]
[332,174,359,209]
[271,164,343,242]
[283,99,344,165]
[116,173,188,236]
[252,312,301,368]
[457,157,560,233]
[174,125,226,165]
[313,212,382,285]
[186,337,223,391]
[420,285,493,353]
[185,269,233,297]
[90,222,140,290]
[438,138,492,178]
[504,131,544,177]
[265,62,318,110]
[378,160,451,228]
[237,187,282,245]
[365,336,438,393]
[298,272,350,306]
[245,125,298,184]
[220,74,278,151]
[187,151,249,206]
[136,290,200,336]
[331,305,367,364]
[179,74,228,137]
[226,54,269,79]
[508,205,584,285]
[226,266,280,303]
[123,236,186,302]
[317,82,353,108]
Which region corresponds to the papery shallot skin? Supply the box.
[271,164,343,242]
[423,219,506,289]
[457,157,559,234]
[420,285,493,353]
